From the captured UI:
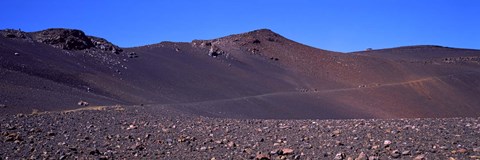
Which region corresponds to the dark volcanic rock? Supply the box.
[0,29,31,39]
[89,36,123,53]
[1,28,125,53]
[33,28,95,50]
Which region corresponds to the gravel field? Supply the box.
[1,105,479,159]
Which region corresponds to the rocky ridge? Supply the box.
[1,28,123,53]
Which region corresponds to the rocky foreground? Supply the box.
[1,105,479,160]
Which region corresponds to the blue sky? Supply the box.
[1,0,479,52]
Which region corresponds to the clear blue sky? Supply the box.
[1,0,479,52]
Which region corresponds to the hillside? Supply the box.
[1,28,480,119]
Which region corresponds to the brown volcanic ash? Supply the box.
[1,28,480,119]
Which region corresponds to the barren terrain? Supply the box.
[1,28,480,159]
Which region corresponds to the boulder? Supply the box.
[208,46,224,57]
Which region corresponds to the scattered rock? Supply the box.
[413,154,426,160]
[89,148,101,155]
[46,131,56,136]
[77,100,89,106]
[227,141,236,148]
[126,124,137,130]
[334,152,345,160]
[277,148,294,155]
[208,45,224,57]
[128,52,138,58]
[4,133,22,142]
[14,52,20,56]
[0,104,6,108]
[131,143,145,150]
[90,36,123,53]
[356,152,367,160]
[255,153,270,160]
[383,140,392,146]
[0,105,478,159]
[390,150,401,158]
[455,148,468,154]
[243,148,253,154]
[473,147,480,152]
[335,140,344,146]
[269,57,279,61]
[332,130,341,137]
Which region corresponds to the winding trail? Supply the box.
[151,74,456,108]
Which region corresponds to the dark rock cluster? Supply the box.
[1,28,123,53]
[191,29,282,57]
[442,56,480,64]
[89,36,123,54]
[191,40,226,57]
[1,105,479,159]
[0,29,31,40]
[33,29,95,50]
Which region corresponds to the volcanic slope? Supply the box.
[1,28,480,119]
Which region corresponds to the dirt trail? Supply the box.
[152,74,455,108]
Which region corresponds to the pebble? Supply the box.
[413,154,426,160]
[334,152,345,160]
[356,152,367,160]
[278,148,294,155]
[390,150,401,158]
[473,147,480,152]
[227,141,236,148]
[456,148,468,153]
[127,125,137,130]
[383,140,392,146]
[255,153,270,160]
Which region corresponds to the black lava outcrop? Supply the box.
[33,28,95,50]
[0,29,31,40]
[1,28,123,53]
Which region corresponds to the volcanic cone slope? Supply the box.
[1,28,480,119]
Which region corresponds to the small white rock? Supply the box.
[384,140,392,145]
